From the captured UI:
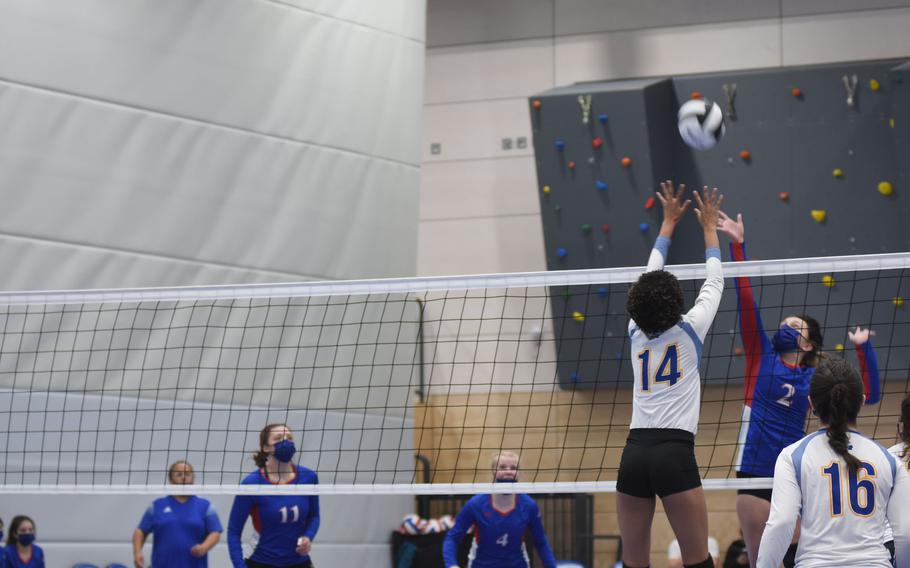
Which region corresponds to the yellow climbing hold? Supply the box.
[822,275,835,288]
[542,185,551,194]
[891,118,896,129]
[572,311,585,322]
[835,343,845,352]
[870,79,881,91]
[894,296,905,307]
[878,181,893,196]
[811,210,826,223]
[832,168,843,178]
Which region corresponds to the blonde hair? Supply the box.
[490,451,520,471]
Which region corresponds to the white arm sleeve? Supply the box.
[645,236,670,273]
[683,253,724,340]
[890,461,910,568]
[757,451,801,568]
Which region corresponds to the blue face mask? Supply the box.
[772,325,802,353]
[273,439,296,463]
[17,533,35,546]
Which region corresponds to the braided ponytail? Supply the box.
[810,359,864,473]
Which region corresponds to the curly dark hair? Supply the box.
[626,270,684,336]
[811,358,864,473]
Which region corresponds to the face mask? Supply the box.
[772,325,802,353]
[17,533,35,546]
[273,439,296,463]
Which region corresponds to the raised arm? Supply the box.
[718,212,772,404]
[755,451,801,568]
[684,186,725,340]
[645,180,691,272]
[529,501,558,568]
[847,327,880,405]
[443,504,475,568]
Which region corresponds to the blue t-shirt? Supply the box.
[227,465,320,568]
[138,495,223,568]
[443,494,556,568]
[3,544,44,568]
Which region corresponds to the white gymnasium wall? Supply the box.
[0,1,425,566]
[0,0,425,290]
[418,0,910,277]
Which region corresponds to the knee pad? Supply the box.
[684,555,714,568]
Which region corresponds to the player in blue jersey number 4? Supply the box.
[443,451,557,568]
[228,423,320,568]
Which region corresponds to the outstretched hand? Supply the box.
[717,210,745,243]
[656,180,691,226]
[847,326,875,345]
[692,186,723,229]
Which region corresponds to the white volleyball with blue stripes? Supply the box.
[399,513,424,534]
[677,98,725,150]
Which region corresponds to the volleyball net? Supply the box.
[0,252,907,495]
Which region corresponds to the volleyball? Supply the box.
[400,514,423,535]
[677,98,725,150]
[439,515,455,530]
[421,519,443,534]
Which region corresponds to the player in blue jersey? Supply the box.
[132,460,223,568]
[442,451,557,568]
[717,211,880,568]
[756,359,908,568]
[3,516,43,568]
[618,182,724,568]
[0,517,7,568]
[228,423,320,568]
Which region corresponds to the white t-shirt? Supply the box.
[757,430,901,568]
[629,238,723,434]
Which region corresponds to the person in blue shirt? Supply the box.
[443,451,557,568]
[133,460,223,568]
[4,515,43,568]
[718,211,880,568]
[228,423,320,568]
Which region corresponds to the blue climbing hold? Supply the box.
[596,180,608,191]
[597,287,607,298]
[598,114,608,124]
[557,247,568,258]
[555,139,566,151]
[639,223,649,232]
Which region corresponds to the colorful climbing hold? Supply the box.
[791,87,802,98]
[639,222,649,232]
[592,137,603,149]
[734,347,744,356]
[621,157,632,168]
[779,192,789,202]
[557,247,567,258]
[739,150,751,161]
[568,161,576,170]
[878,181,894,196]
[835,343,845,352]
[597,287,607,298]
[598,114,609,124]
[572,311,585,322]
[644,197,656,210]
[691,91,702,100]
[811,210,826,223]
[555,139,565,151]
[596,180,608,191]
[581,223,592,235]
[870,79,881,92]
[822,275,835,288]
[894,296,905,307]
[601,223,610,233]
[833,168,843,178]
[542,185,551,194]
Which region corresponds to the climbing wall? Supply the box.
[530,58,909,389]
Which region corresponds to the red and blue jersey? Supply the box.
[227,465,320,568]
[730,242,880,476]
[442,494,557,568]
[2,544,43,568]
[138,495,223,568]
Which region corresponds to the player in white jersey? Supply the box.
[616,181,724,568]
[757,359,909,568]
[886,393,910,568]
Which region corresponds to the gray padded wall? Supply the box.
[531,59,909,389]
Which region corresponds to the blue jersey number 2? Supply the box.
[637,344,681,391]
